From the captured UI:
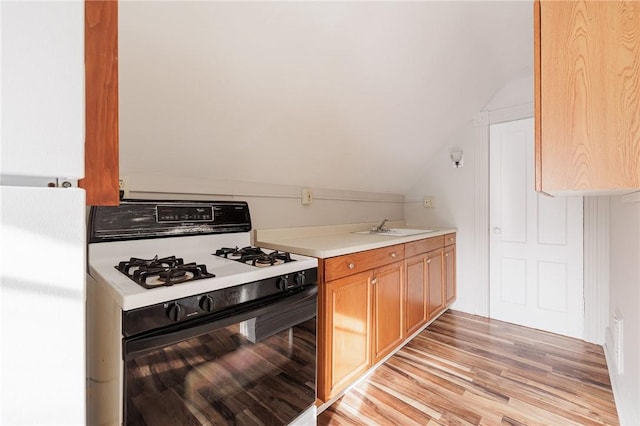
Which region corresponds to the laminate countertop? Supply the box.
[253,222,457,259]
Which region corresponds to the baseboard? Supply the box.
[603,335,628,425]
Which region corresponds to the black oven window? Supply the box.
[124,319,316,425]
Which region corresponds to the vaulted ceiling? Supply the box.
[119,1,533,195]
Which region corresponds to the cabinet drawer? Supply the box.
[405,236,444,258]
[444,233,456,246]
[324,244,404,282]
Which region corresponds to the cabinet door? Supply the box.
[405,254,427,337]
[444,245,456,305]
[372,261,404,363]
[324,270,373,399]
[427,248,444,320]
[535,0,640,194]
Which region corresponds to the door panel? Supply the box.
[373,261,404,363]
[537,261,567,312]
[500,257,527,305]
[499,131,528,243]
[325,271,372,397]
[427,249,444,320]
[490,118,584,339]
[405,254,427,336]
[444,245,456,305]
[537,195,567,245]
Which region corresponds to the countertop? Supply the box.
[253,222,457,258]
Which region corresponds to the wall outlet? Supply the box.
[423,196,436,208]
[119,177,130,199]
[301,188,313,205]
[613,314,624,374]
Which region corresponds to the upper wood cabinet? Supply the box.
[535,0,640,195]
[80,0,120,205]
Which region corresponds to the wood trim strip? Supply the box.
[534,0,542,192]
[80,0,119,205]
[473,116,490,317]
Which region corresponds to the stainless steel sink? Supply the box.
[354,228,435,237]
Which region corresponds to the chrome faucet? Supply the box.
[374,218,389,233]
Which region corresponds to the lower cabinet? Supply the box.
[318,233,456,403]
[406,247,446,330]
[323,271,373,399]
[405,254,428,336]
[321,259,404,400]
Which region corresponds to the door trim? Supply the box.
[473,103,608,343]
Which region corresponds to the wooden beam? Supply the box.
[80,0,119,206]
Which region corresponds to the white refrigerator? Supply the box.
[1,1,86,424]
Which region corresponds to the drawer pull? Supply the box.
[390,252,397,258]
[445,253,449,257]
[449,237,454,241]
[372,278,377,285]
[427,259,431,264]
[348,263,355,269]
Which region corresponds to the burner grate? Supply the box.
[214,247,294,267]
[116,255,215,289]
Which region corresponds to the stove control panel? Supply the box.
[123,267,318,337]
[157,205,213,223]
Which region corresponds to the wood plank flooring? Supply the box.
[318,310,619,426]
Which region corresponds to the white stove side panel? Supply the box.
[86,274,124,426]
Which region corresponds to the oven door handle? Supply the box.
[123,285,317,359]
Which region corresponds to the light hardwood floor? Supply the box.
[318,310,618,426]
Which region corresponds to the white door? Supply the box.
[489,118,584,339]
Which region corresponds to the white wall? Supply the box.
[118,1,532,196]
[404,124,477,313]
[607,195,640,426]
[126,172,404,230]
[404,74,533,315]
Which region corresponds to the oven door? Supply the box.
[122,286,317,426]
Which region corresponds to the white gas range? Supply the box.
[87,200,318,426]
[89,233,318,311]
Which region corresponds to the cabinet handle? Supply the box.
[372,278,377,285]
[427,259,431,264]
[445,253,449,257]
[449,237,454,242]
[390,252,396,258]
[348,263,355,269]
